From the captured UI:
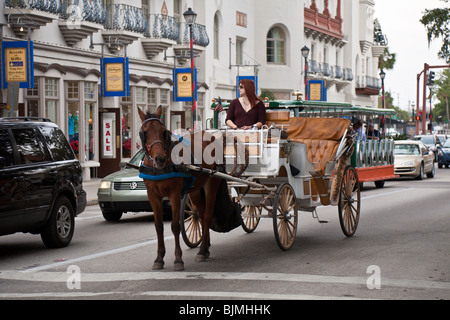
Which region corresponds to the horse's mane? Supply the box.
[143,111,159,120]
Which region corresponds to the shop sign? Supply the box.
[2,41,34,89]
[236,75,258,97]
[101,57,129,97]
[173,68,197,102]
[102,117,114,158]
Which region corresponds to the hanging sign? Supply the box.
[308,80,327,101]
[101,57,129,97]
[2,41,34,89]
[173,67,197,102]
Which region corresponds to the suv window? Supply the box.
[12,128,51,164]
[39,126,75,161]
[0,129,14,167]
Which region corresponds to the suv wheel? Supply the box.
[41,196,75,248]
[101,210,123,222]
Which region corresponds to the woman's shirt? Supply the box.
[226,99,266,128]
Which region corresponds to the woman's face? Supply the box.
[239,83,246,96]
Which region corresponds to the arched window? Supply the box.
[214,13,219,59]
[267,27,285,64]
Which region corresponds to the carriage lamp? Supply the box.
[301,46,310,100]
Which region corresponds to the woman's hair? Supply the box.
[240,79,262,108]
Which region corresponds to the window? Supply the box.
[84,82,97,161]
[12,128,50,164]
[25,77,39,117]
[45,78,58,123]
[267,27,285,64]
[39,126,75,161]
[214,13,219,59]
[122,105,132,158]
[0,130,14,167]
[236,38,244,65]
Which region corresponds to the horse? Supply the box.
[138,106,225,271]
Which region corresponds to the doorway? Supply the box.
[170,111,186,131]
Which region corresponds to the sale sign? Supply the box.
[103,118,114,157]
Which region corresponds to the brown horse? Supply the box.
[138,106,223,271]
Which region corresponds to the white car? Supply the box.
[394,140,435,180]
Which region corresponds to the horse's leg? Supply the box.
[168,191,184,271]
[148,196,165,270]
[196,178,221,262]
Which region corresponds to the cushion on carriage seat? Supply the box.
[266,110,290,128]
[286,117,351,174]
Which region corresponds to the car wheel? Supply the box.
[426,163,435,178]
[374,180,385,188]
[415,163,424,180]
[102,210,123,222]
[41,196,75,248]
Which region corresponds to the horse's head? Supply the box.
[138,106,171,169]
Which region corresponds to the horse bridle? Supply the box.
[140,117,171,165]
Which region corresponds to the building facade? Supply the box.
[0,0,385,180]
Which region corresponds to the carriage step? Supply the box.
[312,209,329,224]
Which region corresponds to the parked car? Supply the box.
[437,134,447,145]
[97,149,171,221]
[394,140,435,180]
[437,139,450,168]
[0,117,86,248]
[412,134,442,161]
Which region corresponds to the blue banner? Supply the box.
[2,41,34,89]
[101,57,129,97]
[236,75,258,97]
[173,68,197,102]
[307,80,327,101]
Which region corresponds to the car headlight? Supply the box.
[99,181,112,189]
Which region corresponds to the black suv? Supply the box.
[0,118,86,248]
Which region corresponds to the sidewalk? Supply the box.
[83,179,101,206]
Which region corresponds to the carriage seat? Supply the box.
[266,110,290,128]
[286,117,351,174]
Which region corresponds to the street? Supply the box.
[0,169,449,303]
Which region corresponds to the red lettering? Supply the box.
[106,138,110,143]
[106,131,111,136]
[106,123,111,129]
[106,146,111,151]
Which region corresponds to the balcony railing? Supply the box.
[104,3,146,34]
[178,22,210,47]
[357,76,381,89]
[308,60,353,81]
[59,0,106,25]
[5,0,63,14]
[145,14,179,41]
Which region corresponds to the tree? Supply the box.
[420,0,450,63]
[434,69,450,123]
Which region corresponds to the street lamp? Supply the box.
[379,69,386,136]
[301,46,310,100]
[184,7,198,129]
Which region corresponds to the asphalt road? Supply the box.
[0,168,449,305]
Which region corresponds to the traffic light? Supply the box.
[415,115,421,122]
[427,71,436,86]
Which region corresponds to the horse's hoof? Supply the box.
[174,262,185,271]
[152,261,164,270]
[196,254,206,262]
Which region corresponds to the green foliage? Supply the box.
[420,0,450,63]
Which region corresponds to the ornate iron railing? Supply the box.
[178,22,210,47]
[5,0,63,14]
[145,14,179,41]
[104,3,146,34]
[59,0,106,25]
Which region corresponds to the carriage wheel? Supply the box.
[180,194,202,248]
[273,183,298,251]
[338,166,361,237]
[241,205,262,233]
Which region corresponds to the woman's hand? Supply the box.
[240,126,252,130]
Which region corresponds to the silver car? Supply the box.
[97,149,170,221]
[394,140,435,180]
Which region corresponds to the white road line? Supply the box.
[20,236,174,273]
[0,290,365,300]
[361,187,413,200]
[1,270,449,291]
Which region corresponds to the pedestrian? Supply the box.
[366,122,380,140]
[225,79,266,130]
[354,119,366,142]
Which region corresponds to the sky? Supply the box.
[373,0,448,112]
